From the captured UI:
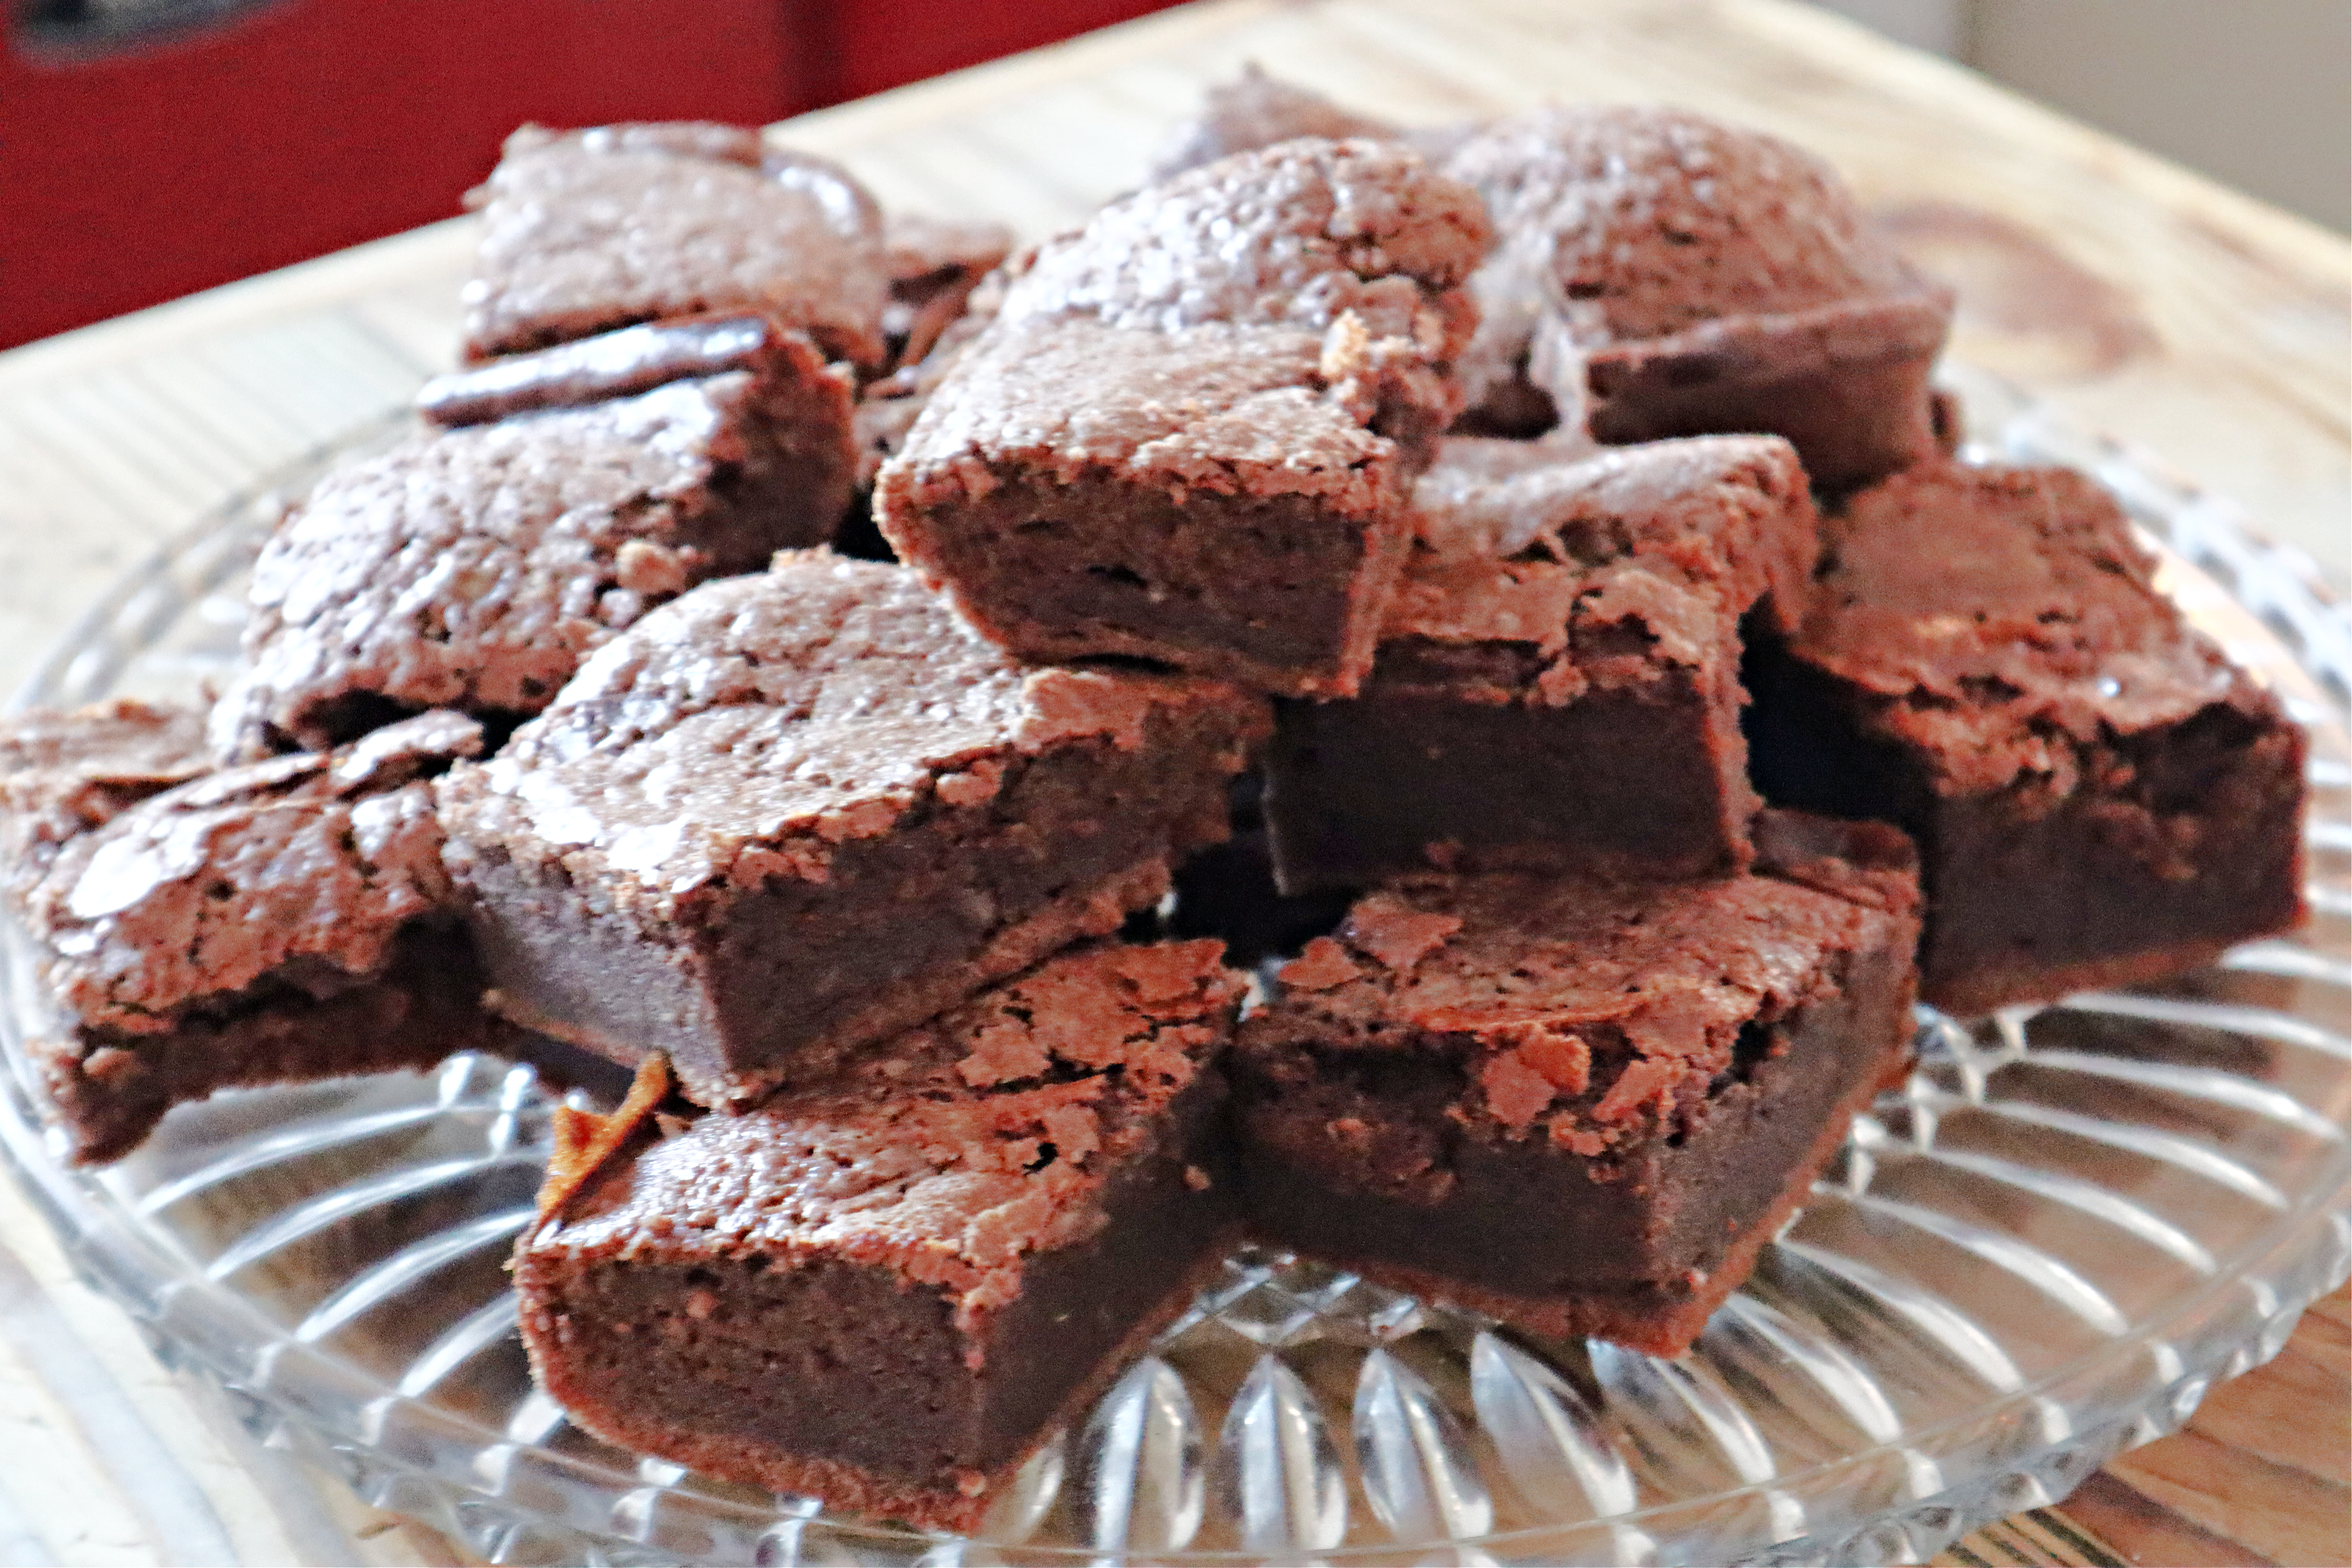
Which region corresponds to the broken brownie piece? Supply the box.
[462,122,889,372]
[438,552,1268,1109]
[2,709,508,1162]
[1445,106,1951,488]
[1744,460,2307,1015]
[209,317,852,761]
[516,939,1243,1530]
[1230,810,1921,1355]
[876,138,1493,698]
[1264,433,1819,891]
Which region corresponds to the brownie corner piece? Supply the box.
[515,938,1245,1530]
[1231,815,1920,1354]
[439,553,1268,1109]
[1745,459,2308,1016]
[1,708,507,1162]
[875,138,1494,698]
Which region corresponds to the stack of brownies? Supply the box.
[0,84,2307,1531]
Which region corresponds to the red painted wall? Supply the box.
[0,0,803,349]
[810,0,1177,104]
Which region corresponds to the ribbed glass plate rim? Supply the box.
[0,370,2344,1566]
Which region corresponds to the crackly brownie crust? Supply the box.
[439,553,1267,1109]
[0,700,208,875]
[1445,107,1949,487]
[463,122,889,370]
[876,138,1493,698]
[1231,811,1920,1354]
[1745,460,2307,1015]
[1,710,512,1160]
[517,940,1244,1531]
[210,326,852,761]
[1265,433,1819,891]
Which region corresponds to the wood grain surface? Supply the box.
[0,1,2342,1563]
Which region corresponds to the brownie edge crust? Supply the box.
[516,940,1245,1531]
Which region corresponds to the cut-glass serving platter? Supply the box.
[2,369,2346,1567]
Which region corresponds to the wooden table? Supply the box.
[0,1,2341,1562]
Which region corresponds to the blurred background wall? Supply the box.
[1,0,2343,349]
[1824,0,2349,233]
[0,0,1171,348]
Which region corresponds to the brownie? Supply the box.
[1230,810,1921,1355]
[462,122,889,372]
[875,138,1494,698]
[878,212,1014,372]
[1264,433,1819,892]
[208,321,852,760]
[1445,106,1952,489]
[844,270,1011,558]
[1744,461,2308,1016]
[1,709,509,1162]
[0,700,208,874]
[516,939,1243,1530]
[438,552,1268,1109]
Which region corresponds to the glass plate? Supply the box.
[3,372,2346,1567]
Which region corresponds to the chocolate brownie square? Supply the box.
[1,710,509,1162]
[875,138,1494,698]
[1446,107,1951,489]
[209,318,853,761]
[463,123,889,373]
[1264,433,1819,891]
[516,939,1243,1530]
[1230,811,1920,1356]
[438,553,1267,1109]
[1744,461,2307,1015]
